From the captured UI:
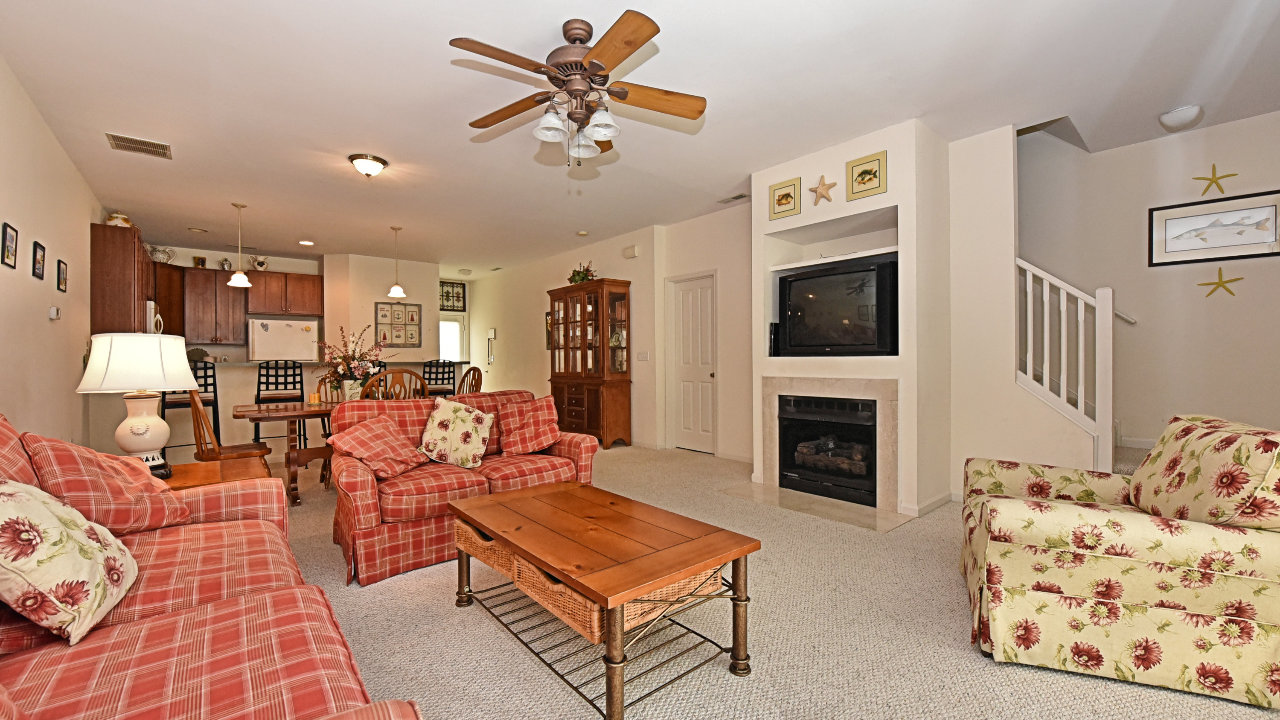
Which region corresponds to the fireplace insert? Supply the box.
[778,395,876,507]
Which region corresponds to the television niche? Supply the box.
[774,253,898,356]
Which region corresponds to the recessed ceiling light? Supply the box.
[298,240,315,246]
[458,268,473,276]
[187,227,208,233]
[576,230,589,237]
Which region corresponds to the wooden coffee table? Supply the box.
[450,483,760,720]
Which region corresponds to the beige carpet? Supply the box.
[284,448,1261,719]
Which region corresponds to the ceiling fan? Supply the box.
[449,10,707,159]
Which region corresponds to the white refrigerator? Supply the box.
[249,319,320,361]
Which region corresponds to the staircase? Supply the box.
[1015,259,1114,471]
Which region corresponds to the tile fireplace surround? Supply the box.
[762,377,899,514]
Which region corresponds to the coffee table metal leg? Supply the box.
[604,605,626,719]
[455,550,473,607]
[730,556,751,676]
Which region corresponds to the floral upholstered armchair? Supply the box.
[962,415,1280,707]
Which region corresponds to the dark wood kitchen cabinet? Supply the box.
[89,223,154,333]
[183,268,247,344]
[246,271,323,316]
[152,262,184,337]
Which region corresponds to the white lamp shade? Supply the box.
[567,131,601,159]
[387,283,407,298]
[583,108,620,141]
[533,109,569,142]
[227,270,252,288]
[77,334,199,394]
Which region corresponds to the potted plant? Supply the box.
[317,325,386,400]
[568,262,597,284]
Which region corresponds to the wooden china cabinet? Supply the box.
[548,278,631,448]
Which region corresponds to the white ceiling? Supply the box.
[2,1,1277,277]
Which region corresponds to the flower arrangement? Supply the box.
[316,325,385,390]
[568,262,597,284]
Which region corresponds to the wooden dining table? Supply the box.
[232,400,340,505]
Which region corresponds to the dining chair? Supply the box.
[160,361,219,458]
[314,378,341,488]
[456,366,483,395]
[189,390,271,475]
[422,360,455,397]
[360,369,428,400]
[254,360,305,446]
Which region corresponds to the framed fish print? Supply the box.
[846,151,887,202]
[1149,189,1278,267]
[768,177,801,220]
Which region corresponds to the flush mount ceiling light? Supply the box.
[387,226,406,298]
[457,268,473,276]
[298,240,315,246]
[348,154,388,177]
[187,227,208,233]
[1159,105,1203,133]
[226,203,252,288]
[450,10,706,165]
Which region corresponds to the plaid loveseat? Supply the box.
[330,390,600,585]
[963,415,1280,707]
[0,413,419,720]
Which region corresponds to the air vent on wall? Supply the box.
[105,133,172,159]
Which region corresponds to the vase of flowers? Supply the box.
[316,325,385,400]
[568,262,597,284]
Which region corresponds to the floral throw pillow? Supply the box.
[1130,415,1280,527]
[420,398,493,469]
[327,414,427,479]
[498,396,561,456]
[0,478,139,644]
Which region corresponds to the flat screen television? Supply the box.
[776,253,897,356]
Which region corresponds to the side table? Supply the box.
[166,457,273,490]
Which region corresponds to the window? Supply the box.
[440,314,468,361]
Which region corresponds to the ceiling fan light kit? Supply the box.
[451,9,705,163]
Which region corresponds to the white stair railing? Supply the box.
[1015,259,1113,471]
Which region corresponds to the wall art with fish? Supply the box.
[1149,189,1278,267]
[768,177,802,221]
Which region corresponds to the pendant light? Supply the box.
[387,225,406,298]
[532,106,569,143]
[582,104,620,142]
[567,131,601,160]
[226,202,252,288]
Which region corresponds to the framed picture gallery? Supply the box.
[374,301,422,348]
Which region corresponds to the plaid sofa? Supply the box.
[0,413,420,720]
[330,390,600,585]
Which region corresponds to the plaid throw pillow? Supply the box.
[19,434,190,534]
[420,398,493,469]
[498,396,561,456]
[327,414,427,479]
[0,479,139,644]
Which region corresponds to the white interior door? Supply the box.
[669,275,716,453]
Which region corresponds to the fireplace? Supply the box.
[778,394,876,507]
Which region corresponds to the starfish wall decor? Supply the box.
[809,175,837,205]
[1197,266,1242,297]
[1193,163,1237,196]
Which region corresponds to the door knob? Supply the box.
[710,372,715,378]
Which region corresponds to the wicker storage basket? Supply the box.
[455,519,515,579]
[513,555,721,644]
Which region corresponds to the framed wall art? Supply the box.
[1149,189,1278,267]
[31,241,45,279]
[768,177,801,220]
[374,301,422,348]
[57,260,68,292]
[440,280,467,312]
[846,151,887,202]
[2,223,16,269]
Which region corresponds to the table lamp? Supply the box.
[77,333,198,479]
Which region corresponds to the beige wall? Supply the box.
[0,57,101,441]
[1018,110,1280,442]
[660,205,753,462]
[323,253,440,363]
[949,127,1094,494]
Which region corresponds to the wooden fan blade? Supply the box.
[582,10,659,73]
[469,92,551,129]
[597,140,614,153]
[450,38,557,78]
[609,81,706,120]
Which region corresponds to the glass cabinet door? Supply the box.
[608,290,628,375]
[584,291,600,376]
[568,294,582,374]
[551,297,568,374]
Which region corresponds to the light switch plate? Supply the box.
[48,306,60,320]
[636,351,650,362]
